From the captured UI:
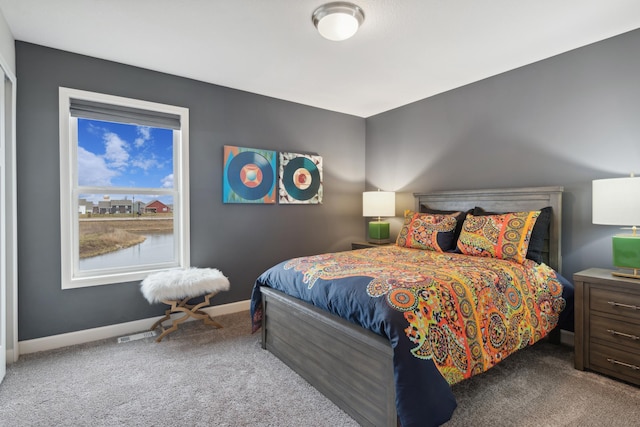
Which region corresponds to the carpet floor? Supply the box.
[1,311,638,426]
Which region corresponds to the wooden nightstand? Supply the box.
[351,241,394,250]
[574,268,640,385]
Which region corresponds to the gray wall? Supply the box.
[366,28,640,283]
[16,42,365,340]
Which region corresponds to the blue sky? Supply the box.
[77,118,174,191]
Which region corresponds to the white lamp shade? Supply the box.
[363,191,395,217]
[592,177,640,226]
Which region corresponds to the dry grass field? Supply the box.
[79,217,173,258]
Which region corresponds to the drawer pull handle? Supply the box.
[607,301,640,310]
[607,358,640,371]
[606,329,640,340]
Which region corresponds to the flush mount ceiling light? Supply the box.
[312,2,365,41]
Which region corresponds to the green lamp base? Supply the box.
[368,221,390,244]
[612,235,640,279]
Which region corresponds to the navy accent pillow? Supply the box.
[420,205,470,245]
[472,206,552,264]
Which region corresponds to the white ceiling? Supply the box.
[1,0,640,118]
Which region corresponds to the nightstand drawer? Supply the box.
[590,342,640,385]
[590,287,640,321]
[590,314,640,351]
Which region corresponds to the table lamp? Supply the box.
[363,190,395,243]
[592,175,640,279]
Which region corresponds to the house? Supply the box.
[77,198,91,215]
[133,201,146,215]
[1,3,639,375]
[109,199,132,214]
[144,200,170,214]
[96,200,111,214]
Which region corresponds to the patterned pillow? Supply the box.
[456,211,541,263]
[396,210,460,252]
[473,206,551,264]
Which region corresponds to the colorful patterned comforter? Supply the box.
[250,245,573,427]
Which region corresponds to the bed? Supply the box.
[250,186,573,427]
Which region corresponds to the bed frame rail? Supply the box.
[261,287,397,427]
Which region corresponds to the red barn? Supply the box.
[145,200,171,214]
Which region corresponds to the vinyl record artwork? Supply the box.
[223,145,276,203]
[279,152,323,204]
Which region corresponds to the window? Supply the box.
[59,87,190,289]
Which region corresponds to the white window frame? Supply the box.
[59,87,190,289]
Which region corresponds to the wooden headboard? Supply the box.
[414,186,563,273]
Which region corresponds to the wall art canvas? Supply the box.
[278,152,323,204]
[223,145,276,204]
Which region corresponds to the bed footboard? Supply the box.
[261,287,397,427]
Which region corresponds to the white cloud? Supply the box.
[132,155,161,171]
[161,174,174,188]
[135,126,152,148]
[77,146,119,186]
[103,132,130,170]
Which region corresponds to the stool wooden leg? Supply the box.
[152,290,224,342]
[149,310,172,332]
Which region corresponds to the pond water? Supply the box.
[79,233,174,271]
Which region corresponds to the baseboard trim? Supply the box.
[5,348,17,364]
[17,299,250,357]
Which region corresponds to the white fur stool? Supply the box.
[140,268,230,342]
